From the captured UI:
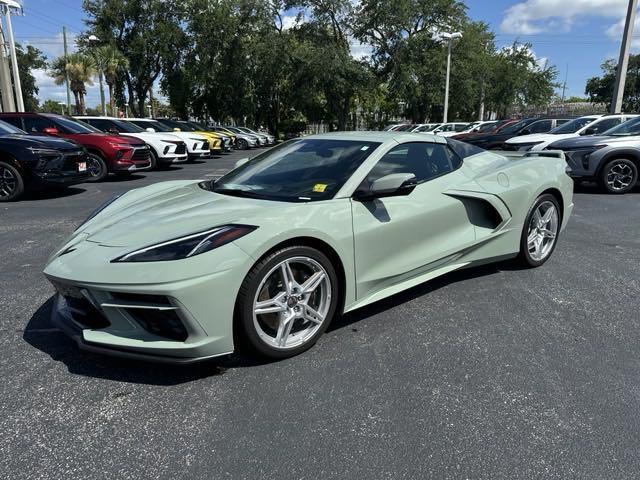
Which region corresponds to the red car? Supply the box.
[0,113,151,181]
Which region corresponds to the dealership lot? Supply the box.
[1,148,640,479]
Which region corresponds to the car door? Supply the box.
[351,141,476,300]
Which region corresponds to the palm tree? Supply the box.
[50,53,95,114]
[93,45,129,116]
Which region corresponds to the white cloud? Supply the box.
[500,0,630,35]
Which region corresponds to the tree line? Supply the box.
[16,1,570,135]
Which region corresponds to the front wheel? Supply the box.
[86,153,108,182]
[237,138,249,150]
[0,161,24,202]
[518,194,561,268]
[599,158,638,194]
[236,246,339,359]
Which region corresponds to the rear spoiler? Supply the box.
[494,150,566,162]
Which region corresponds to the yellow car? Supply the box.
[155,119,224,153]
[187,121,237,149]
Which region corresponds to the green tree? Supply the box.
[15,44,48,112]
[49,53,96,114]
[39,99,66,114]
[92,45,129,116]
[84,0,187,116]
[586,55,640,111]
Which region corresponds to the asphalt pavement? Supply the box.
[1,148,640,479]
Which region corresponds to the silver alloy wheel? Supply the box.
[527,200,559,262]
[87,155,103,178]
[606,162,635,191]
[252,256,331,350]
[0,165,17,198]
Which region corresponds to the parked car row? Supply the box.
[0,112,275,202]
[387,113,640,194]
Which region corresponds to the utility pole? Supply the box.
[63,26,71,112]
[3,5,22,111]
[561,63,568,103]
[611,0,638,113]
[441,32,462,124]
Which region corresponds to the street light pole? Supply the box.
[441,32,462,123]
[611,0,638,113]
[88,35,106,116]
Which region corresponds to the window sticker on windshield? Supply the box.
[312,183,328,193]
[361,146,370,151]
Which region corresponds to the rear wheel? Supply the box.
[0,161,24,202]
[86,153,108,182]
[237,138,249,150]
[518,194,561,268]
[599,158,637,194]
[236,246,339,359]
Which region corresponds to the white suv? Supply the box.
[432,122,472,137]
[125,118,211,160]
[77,116,188,168]
[504,114,639,152]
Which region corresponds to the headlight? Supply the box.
[76,194,122,231]
[108,142,134,149]
[112,224,257,263]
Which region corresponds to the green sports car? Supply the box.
[44,132,573,362]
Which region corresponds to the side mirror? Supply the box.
[108,127,120,134]
[235,157,250,168]
[519,129,530,135]
[43,127,59,135]
[145,127,156,133]
[582,127,597,136]
[354,173,417,201]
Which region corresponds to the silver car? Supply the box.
[547,116,640,194]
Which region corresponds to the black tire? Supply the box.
[517,193,561,268]
[598,158,638,194]
[0,161,24,202]
[237,138,249,150]
[86,153,108,182]
[149,148,159,170]
[235,246,339,359]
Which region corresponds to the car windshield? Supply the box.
[477,122,498,133]
[158,119,193,131]
[209,139,381,202]
[603,117,640,136]
[53,116,96,134]
[551,117,597,134]
[499,119,532,135]
[0,119,26,135]
[130,120,173,133]
[113,119,145,133]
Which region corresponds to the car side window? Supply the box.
[591,118,622,134]
[23,117,58,134]
[528,120,552,134]
[364,142,459,187]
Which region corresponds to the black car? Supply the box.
[464,118,570,150]
[0,119,89,201]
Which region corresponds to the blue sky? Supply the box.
[9,0,637,107]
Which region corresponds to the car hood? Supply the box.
[122,132,183,142]
[0,134,81,150]
[165,131,208,142]
[506,133,573,144]
[547,135,623,149]
[81,180,280,248]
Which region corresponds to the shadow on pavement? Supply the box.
[21,187,87,202]
[24,261,515,385]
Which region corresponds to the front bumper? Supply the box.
[43,239,253,363]
[29,150,90,188]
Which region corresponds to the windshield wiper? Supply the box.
[213,188,266,199]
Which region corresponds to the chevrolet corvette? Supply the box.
[44,132,573,362]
